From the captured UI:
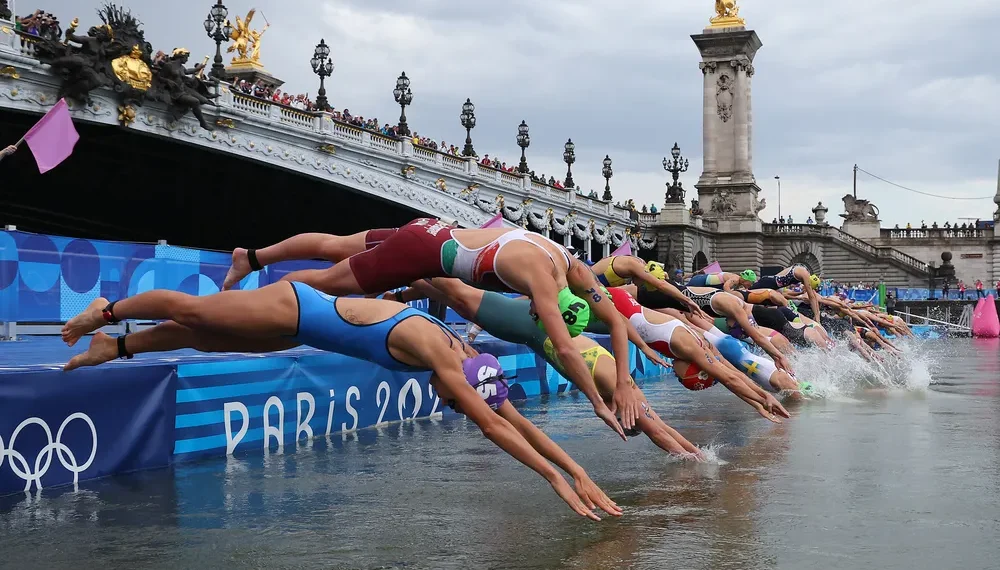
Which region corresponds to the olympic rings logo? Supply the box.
[0,414,98,492]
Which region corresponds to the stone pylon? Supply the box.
[691,21,763,231]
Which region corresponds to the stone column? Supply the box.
[699,62,718,178]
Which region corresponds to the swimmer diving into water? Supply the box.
[750,265,822,323]
[588,255,709,319]
[60,284,620,521]
[218,220,649,440]
[397,277,704,458]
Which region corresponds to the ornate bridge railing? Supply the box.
[762,224,930,274]
[881,228,990,240]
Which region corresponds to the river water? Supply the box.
[1,338,998,570]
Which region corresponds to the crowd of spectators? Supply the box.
[893,220,984,231]
[231,78,317,111]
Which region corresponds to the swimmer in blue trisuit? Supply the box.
[394,278,704,458]
[750,265,822,324]
[60,285,621,521]
[686,270,757,293]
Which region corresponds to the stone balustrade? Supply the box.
[0,41,643,253]
[882,228,989,240]
[762,223,929,272]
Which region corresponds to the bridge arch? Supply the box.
[778,241,825,276]
[789,251,822,276]
[692,251,709,274]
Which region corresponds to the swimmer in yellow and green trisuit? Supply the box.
[588,254,710,320]
[61,286,621,521]
[686,270,758,293]
[393,278,704,458]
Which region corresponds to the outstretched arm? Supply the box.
[722,276,740,293]
[730,306,793,372]
[497,402,622,517]
[631,269,709,320]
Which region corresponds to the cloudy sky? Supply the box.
[28,0,1000,225]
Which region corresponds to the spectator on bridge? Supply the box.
[772,218,779,224]
[976,279,985,299]
[906,222,912,229]
[650,204,658,214]
[958,280,966,299]
[921,220,927,229]
[779,216,786,224]
[944,221,951,229]
[942,280,950,300]
[806,217,814,224]
[787,215,794,224]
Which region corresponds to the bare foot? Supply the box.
[64,332,119,371]
[222,247,252,291]
[61,297,109,347]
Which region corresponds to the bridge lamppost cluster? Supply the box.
[516,120,530,174]
[602,155,613,202]
[393,72,413,137]
[460,98,476,157]
[310,39,334,112]
[203,0,233,80]
[663,142,689,204]
[563,139,576,189]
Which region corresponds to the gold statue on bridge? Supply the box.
[709,0,747,28]
[227,8,269,65]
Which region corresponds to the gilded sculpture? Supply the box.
[111,44,152,90]
[227,8,268,65]
[709,0,746,28]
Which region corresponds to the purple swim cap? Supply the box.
[460,353,509,411]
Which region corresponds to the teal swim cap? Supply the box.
[532,288,591,337]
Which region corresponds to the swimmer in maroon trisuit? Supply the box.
[218,219,654,440]
[60,285,621,521]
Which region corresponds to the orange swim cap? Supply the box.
[675,361,716,391]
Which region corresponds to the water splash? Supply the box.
[788,335,934,398]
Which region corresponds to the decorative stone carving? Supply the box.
[690,198,704,217]
[716,74,733,122]
[0,1,10,21]
[812,201,829,225]
[752,196,767,216]
[699,61,718,74]
[840,194,879,222]
[710,190,737,217]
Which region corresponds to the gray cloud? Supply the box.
[24,0,1000,224]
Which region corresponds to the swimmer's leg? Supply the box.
[62,282,299,347]
[280,263,364,296]
[223,232,370,290]
[65,321,300,371]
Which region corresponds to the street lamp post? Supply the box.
[516,120,530,174]
[602,155,613,201]
[393,72,413,137]
[662,142,689,204]
[460,98,476,157]
[203,0,233,80]
[563,138,576,188]
[775,175,782,220]
[309,39,334,112]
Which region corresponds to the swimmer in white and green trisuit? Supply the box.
[395,278,704,458]
[61,285,621,521]
[218,221,650,440]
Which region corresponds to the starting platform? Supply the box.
[0,334,668,497]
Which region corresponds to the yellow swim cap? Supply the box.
[809,274,821,290]
[642,261,666,291]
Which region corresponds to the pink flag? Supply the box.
[479,212,504,229]
[23,98,79,174]
[701,261,722,274]
[611,241,632,257]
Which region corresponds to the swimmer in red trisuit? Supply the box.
[218,219,652,440]
[60,284,621,521]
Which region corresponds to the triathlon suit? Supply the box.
[713,317,748,341]
[687,273,726,288]
[680,288,728,318]
[751,305,809,347]
[288,281,460,372]
[751,265,805,291]
[635,285,689,311]
[595,256,630,287]
[349,218,572,294]
[474,292,614,383]
[607,287,701,359]
[701,328,780,393]
[364,228,398,250]
[738,289,776,305]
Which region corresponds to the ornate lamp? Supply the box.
[204,0,233,80]
[393,72,413,136]
[563,138,576,188]
[310,39,334,111]
[460,98,476,157]
[662,142,689,204]
[516,120,530,174]
[602,155,613,201]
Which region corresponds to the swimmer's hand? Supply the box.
[753,401,782,423]
[573,474,623,518]
[595,401,628,441]
[776,354,794,374]
[611,389,644,436]
[640,345,669,369]
[764,394,791,419]
[684,299,711,321]
[551,476,602,521]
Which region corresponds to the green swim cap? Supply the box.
[740,269,758,282]
[533,287,591,337]
[797,381,814,395]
